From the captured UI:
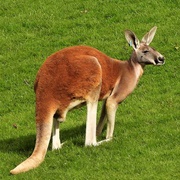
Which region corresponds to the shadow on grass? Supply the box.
[0,124,87,156]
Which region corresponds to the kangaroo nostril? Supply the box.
[158,57,164,62]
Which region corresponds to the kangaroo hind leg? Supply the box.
[52,118,65,150]
[97,97,118,145]
[85,99,99,146]
[96,100,107,136]
[85,81,102,146]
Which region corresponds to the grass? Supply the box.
[0,0,179,179]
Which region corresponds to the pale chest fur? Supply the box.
[109,61,144,103]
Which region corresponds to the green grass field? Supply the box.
[0,0,179,179]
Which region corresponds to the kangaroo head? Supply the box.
[125,26,165,66]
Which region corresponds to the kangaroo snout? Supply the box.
[155,56,165,65]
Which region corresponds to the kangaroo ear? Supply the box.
[125,30,140,50]
[141,26,157,45]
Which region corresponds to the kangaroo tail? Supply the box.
[10,112,54,175]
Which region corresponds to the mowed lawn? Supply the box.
[0,0,179,179]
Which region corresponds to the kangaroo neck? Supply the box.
[128,52,145,79]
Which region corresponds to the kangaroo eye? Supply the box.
[143,50,149,54]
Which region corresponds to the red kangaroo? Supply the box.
[10,26,165,174]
